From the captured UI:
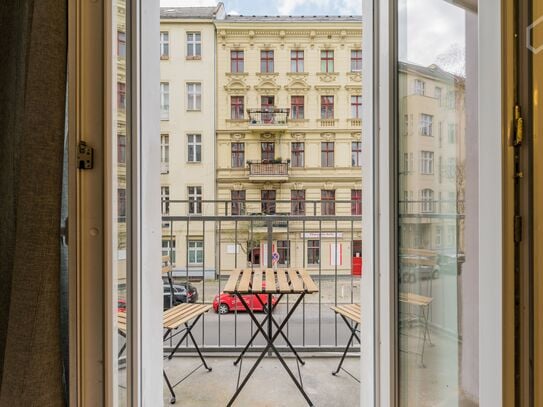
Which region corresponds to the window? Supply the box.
[260,50,274,73]
[420,151,434,174]
[188,240,204,264]
[118,188,126,222]
[261,190,276,214]
[188,186,202,214]
[352,240,362,258]
[420,113,433,136]
[321,142,335,167]
[187,134,201,163]
[261,96,275,124]
[160,134,169,173]
[261,142,275,162]
[321,50,334,72]
[231,50,244,73]
[291,96,304,119]
[161,186,170,215]
[277,240,290,266]
[160,82,169,120]
[321,190,335,215]
[434,86,442,104]
[446,90,456,109]
[186,32,201,57]
[421,188,435,213]
[230,96,244,119]
[187,83,201,111]
[351,49,362,72]
[117,82,126,109]
[160,31,169,59]
[231,143,245,168]
[291,50,304,72]
[307,240,320,265]
[435,226,442,247]
[291,142,304,167]
[321,96,334,119]
[351,95,362,119]
[351,189,362,215]
[162,238,176,265]
[231,190,246,216]
[118,134,126,164]
[352,141,362,167]
[448,123,458,143]
[447,225,456,246]
[447,158,456,178]
[117,30,126,57]
[291,190,305,215]
[414,79,425,95]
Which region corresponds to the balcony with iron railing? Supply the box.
[248,160,289,182]
[247,108,290,131]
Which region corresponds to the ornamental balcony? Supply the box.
[247,108,289,131]
[248,160,289,182]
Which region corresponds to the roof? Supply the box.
[399,61,465,82]
[223,15,362,23]
[160,5,223,20]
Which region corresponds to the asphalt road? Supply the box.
[164,302,356,350]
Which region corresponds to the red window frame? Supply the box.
[351,95,362,119]
[231,96,244,119]
[321,96,334,119]
[261,190,276,214]
[118,134,126,163]
[291,142,304,167]
[291,96,304,119]
[231,50,244,73]
[351,189,362,215]
[117,31,126,57]
[117,82,126,109]
[260,50,274,73]
[291,50,304,72]
[321,50,334,72]
[261,142,275,163]
[351,141,362,167]
[231,142,245,168]
[291,190,306,215]
[277,240,290,266]
[321,190,336,215]
[321,142,334,167]
[351,49,362,71]
[231,190,246,216]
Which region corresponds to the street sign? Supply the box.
[272,251,280,264]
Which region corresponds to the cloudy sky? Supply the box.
[160,0,467,68]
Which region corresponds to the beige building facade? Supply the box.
[214,16,363,276]
[160,5,225,277]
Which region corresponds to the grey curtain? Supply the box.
[0,0,67,404]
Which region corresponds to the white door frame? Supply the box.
[361,0,503,405]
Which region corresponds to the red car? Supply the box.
[213,292,277,314]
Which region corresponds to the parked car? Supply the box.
[213,292,277,314]
[163,282,198,310]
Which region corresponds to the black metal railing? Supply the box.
[160,199,363,353]
[247,108,290,126]
[248,161,289,177]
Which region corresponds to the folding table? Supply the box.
[330,303,360,382]
[224,268,318,407]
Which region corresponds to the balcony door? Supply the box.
[261,96,275,123]
[364,0,503,405]
[261,142,275,163]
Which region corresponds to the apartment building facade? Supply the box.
[159,5,225,277]
[398,62,466,265]
[214,16,363,275]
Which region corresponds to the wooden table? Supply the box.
[399,292,433,367]
[224,268,318,407]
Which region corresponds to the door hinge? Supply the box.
[514,215,523,243]
[77,141,94,169]
[514,105,524,146]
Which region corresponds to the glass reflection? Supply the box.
[398,1,478,405]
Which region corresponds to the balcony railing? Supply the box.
[247,108,289,127]
[248,160,289,181]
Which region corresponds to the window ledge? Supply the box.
[186,55,202,60]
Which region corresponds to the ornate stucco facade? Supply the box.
[214,16,363,275]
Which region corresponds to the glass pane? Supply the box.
[114,0,129,402]
[397,1,478,405]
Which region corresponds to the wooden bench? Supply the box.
[330,303,361,382]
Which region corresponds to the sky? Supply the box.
[160,0,467,69]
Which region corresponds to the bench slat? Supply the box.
[224,269,241,293]
[264,268,276,293]
[251,269,262,293]
[276,269,291,293]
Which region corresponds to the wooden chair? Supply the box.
[330,303,360,382]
